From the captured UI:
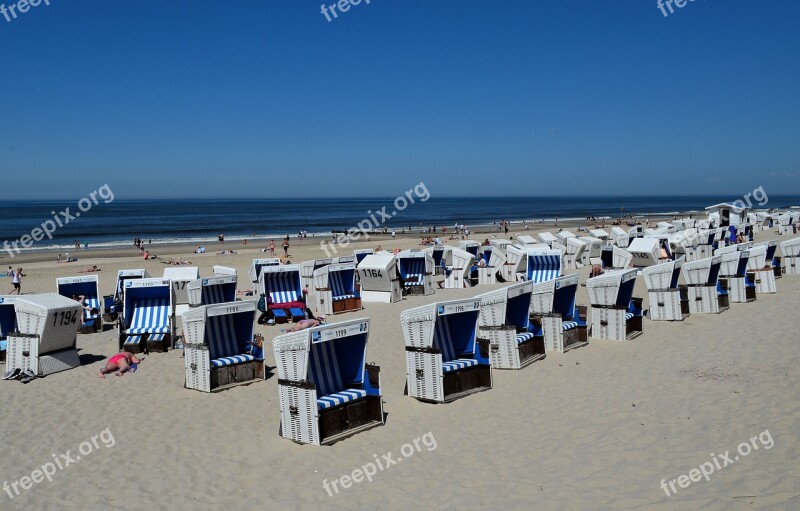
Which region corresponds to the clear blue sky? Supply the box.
[1,0,798,200]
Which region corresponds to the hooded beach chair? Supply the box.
[755,240,781,279]
[396,250,434,296]
[682,255,729,314]
[521,249,562,283]
[779,237,800,276]
[0,296,18,363]
[56,275,102,333]
[183,300,263,393]
[259,265,306,324]
[249,258,281,284]
[356,253,402,303]
[313,263,362,315]
[300,259,333,302]
[529,274,588,353]
[441,247,476,289]
[502,245,527,282]
[273,318,383,445]
[611,227,634,248]
[427,246,446,275]
[626,238,665,268]
[103,269,148,323]
[459,240,480,258]
[479,246,507,284]
[5,293,82,376]
[642,260,689,321]
[477,281,545,369]
[599,245,633,270]
[589,229,610,241]
[515,235,539,247]
[353,249,374,266]
[187,275,238,307]
[564,237,587,269]
[401,297,491,403]
[586,269,643,341]
[745,244,776,294]
[163,267,200,307]
[213,265,237,277]
[489,238,513,252]
[118,278,175,352]
[538,232,559,247]
[579,236,604,265]
[715,247,756,303]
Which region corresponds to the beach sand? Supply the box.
[1,224,798,510]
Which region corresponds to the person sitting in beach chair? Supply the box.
[98,351,142,378]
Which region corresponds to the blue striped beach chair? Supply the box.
[0,296,17,363]
[273,318,383,445]
[118,279,174,353]
[397,250,434,295]
[315,264,361,315]
[525,250,562,283]
[683,255,729,314]
[586,269,643,341]
[642,260,690,321]
[103,269,147,323]
[401,298,491,403]
[56,275,103,333]
[477,281,546,369]
[187,275,238,307]
[530,274,589,353]
[260,265,306,323]
[183,300,262,392]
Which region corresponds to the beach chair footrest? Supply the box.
[442,364,491,402]
[210,359,263,391]
[318,395,383,445]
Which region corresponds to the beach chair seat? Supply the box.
[317,389,368,410]
[516,331,535,344]
[442,358,478,373]
[561,321,579,331]
[290,308,306,322]
[124,299,171,334]
[123,334,143,347]
[211,354,256,368]
[272,308,289,324]
[184,301,263,393]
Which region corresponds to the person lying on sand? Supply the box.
[280,318,325,333]
[78,265,101,273]
[98,351,142,378]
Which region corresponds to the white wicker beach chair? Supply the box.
[458,240,480,258]
[183,300,263,393]
[779,237,800,275]
[300,258,332,300]
[357,253,402,303]
[586,269,643,341]
[611,226,634,248]
[515,235,539,247]
[6,293,82,376]
[0,296,17,363]
[489,238,513,252]
[313,263,362,315]
[163,266,199,307]
[401,297,491,403]
[564,237,587,269]
[249,258,281,284]
[353,249,374,266]
[187,275,238,307]
[579,236,604,265]
[589,229,610,241]
[103,269,148,323]
[441,247,476,289]
[682,255,729,314]
[600,245,633,270]
[56,275,102,333]
[273,318,384,445]
[259,265,306,324]
[213,265,237,276]
[476,281,545,369]
[529,273,588,353]
[642,260,688,321]
[396,249,435,296]
[715,248,756,303]
[118,278,175,353]
[745,244,776,294]
[626,238,665,268]
[538,232,559,247]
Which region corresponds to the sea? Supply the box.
[1,195,798,254]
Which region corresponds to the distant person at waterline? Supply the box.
[10,268,22,295]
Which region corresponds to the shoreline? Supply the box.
[2,211,690,265]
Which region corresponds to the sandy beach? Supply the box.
[0,222,798,510]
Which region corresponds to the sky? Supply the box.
[0,0,798,200]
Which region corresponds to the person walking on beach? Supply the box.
[10,268,22,295]
[269,240,275,256]
[282,238,290,257]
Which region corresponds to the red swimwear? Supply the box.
[108,354,128,365]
